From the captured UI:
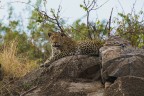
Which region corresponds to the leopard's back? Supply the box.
[76,40,103,56]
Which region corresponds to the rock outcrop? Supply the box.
[1,55,103,96]
[105,76,144,96]
[1,36,144,96]
[100,36,144,96]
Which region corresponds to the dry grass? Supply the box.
[0,40,38,78]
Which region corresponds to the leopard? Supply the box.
[40,32,103,67]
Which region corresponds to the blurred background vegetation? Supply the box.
[0,0,144,79]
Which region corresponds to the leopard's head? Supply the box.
[48,32,67,49]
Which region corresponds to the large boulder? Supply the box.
[105,76,144,96]
[100,36,144,95]
[100,36,144,83]
[101,46,144,83]
[1,55,102,96]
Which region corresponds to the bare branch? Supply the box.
[131,0,137,14]
[104,21,109,33]
[88,0,95,9]
[108,8,113,37]
[57,5,62,17]
[118,0,125,14]
[84,0,88,8]
[87,0,90,6]
[89,0,97,11]
[20,86,38,96]
[39,11,56,21]
[52,12,64,32]
[93,0,110,10]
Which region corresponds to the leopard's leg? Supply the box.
[40,52,74,67]
[40,47,61,67]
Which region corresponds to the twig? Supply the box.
[52,9,64,32]
[117,0,125,14]
[20,86,38,96]
[94,0,110,10]
[131,0,137,14]
[108,8,113,36]
[104,22,108,33]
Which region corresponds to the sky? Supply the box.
[0,0,144,25]
[47,0,144,22]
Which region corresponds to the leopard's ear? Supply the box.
[48,33,52,37]
[60,33,67,37]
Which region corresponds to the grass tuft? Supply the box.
[0,40,38,78]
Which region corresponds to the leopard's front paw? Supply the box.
[40,59,51,67]
[40,63,51,67]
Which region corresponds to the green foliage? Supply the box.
[71,20,88,40]
[80,4,88,11]
[115,12,144,47]
[69,19,108,40]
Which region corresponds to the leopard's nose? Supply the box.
[54,42,58,45]
[53,42,60,47]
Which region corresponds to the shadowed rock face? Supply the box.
[2,55,103,96]
[100,45,144,83]
[102,54,144,80]
[105,76,144,96]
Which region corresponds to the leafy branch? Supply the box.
[36,5,64,32]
